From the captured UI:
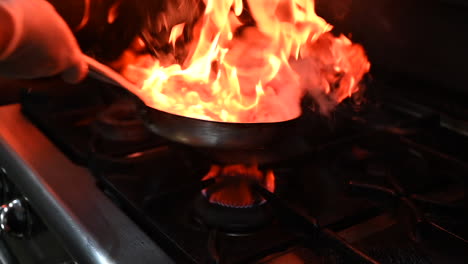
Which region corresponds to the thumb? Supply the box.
[61,59,88,84]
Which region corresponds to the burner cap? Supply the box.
[201,164,275,207]
[193,193,272,234]
[202,176,266,208]
[192,165,275,233]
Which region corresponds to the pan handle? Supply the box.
[83,54,144,97]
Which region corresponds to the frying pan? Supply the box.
[84,55,299,150]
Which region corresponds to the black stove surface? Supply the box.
[20,78,468,264]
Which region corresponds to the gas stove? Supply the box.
[0,77,466,264]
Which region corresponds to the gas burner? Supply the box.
[92,100,151,142]
[201,165,275,207]
[202,175,266,208]
[192,165,275,233]
[193,193,272,234]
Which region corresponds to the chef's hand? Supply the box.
[0,0,87,83]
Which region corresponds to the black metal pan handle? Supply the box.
[83,54,144,98]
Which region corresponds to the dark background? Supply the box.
[316,0,468,96]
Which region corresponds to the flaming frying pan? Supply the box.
[85,55,299,150]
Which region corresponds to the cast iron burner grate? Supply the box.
[20,80,468,264]
[89,130,468,263]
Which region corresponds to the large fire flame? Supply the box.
[123,0,370,123]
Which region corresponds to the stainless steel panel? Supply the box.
[0,104,174,264]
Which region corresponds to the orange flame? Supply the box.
[123,0,370,123]
[168,23,185,49]
[202,164,275,207]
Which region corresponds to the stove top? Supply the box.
[18,78,468,264]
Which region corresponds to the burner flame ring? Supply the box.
[193,193,272,234]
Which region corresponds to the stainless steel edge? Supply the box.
[0,104,175,264]
[0,238,19,264]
